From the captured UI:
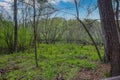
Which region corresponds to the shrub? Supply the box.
[18,27,32,51]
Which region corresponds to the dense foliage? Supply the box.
[0,17,103,53]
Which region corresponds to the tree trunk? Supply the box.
[115,0,120,42]
[98,0,120,76]
[33,0,38,67]
[14,0,18,52]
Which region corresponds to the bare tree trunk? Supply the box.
[98,0,120,76]
[115,0,120,41]
[14,0,18,52]
[74,0,102,62]
[33,0,38,67]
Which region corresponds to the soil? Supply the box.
[73,62,110,80]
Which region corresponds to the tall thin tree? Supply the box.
[33,0,38,67]
[14,0,18,52]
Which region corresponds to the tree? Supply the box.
[14,0,18,52]
[114,0,120,41]
[33,0,38,67]
[37,17,67,44]
[98,0,120,76]
[74,0,102,61]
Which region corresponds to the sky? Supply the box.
[49,0,99,19]
[0,0,99,19]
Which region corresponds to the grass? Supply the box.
[0,44,104,80]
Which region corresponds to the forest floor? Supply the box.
[0,44,110,80]
[73,63,110,80]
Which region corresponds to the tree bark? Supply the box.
[14,0,18,52]
[98,0,120,76]
[33,0,38,67]
[115,0,120,42]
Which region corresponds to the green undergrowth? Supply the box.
[0,44,104,80]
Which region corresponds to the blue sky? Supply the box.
[50,0,99,19]
[0,0,100,19]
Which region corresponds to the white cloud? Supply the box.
[48,0,74,4]
[0,0,74,11]
[0,0,14,10]
[0,0,32,11]
[4,0,13,2]
[0,1,11,11]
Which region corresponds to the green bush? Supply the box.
[0,23,33,53]
[2,22,14,52]
[18,27,32,51]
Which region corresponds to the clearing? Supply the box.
[0,44,110,80]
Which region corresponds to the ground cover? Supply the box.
[0,44,109,80]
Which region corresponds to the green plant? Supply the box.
[18,27,32,51]
[104,71,110,77]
